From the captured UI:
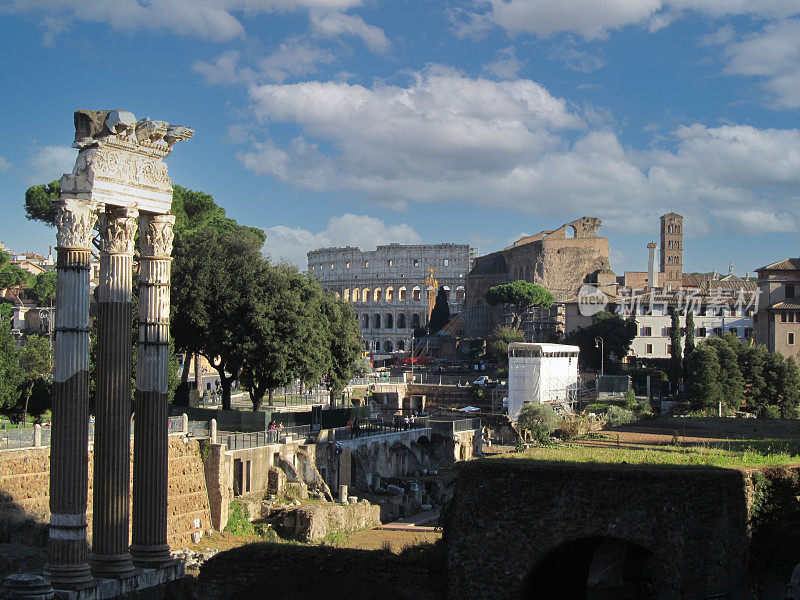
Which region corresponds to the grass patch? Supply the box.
[489,440,800,468]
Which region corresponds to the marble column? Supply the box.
[91,206,138,579]
[48,198,96,589]
[131,213,175,568]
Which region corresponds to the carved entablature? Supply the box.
[99,207,139,254]
[60,109,194,215]
[139,214,176,258]
[54,199,98,250]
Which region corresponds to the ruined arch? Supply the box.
[520,537,653,600]
[455,286,465,301]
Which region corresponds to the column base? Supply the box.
[90,553,137,579]
[45,563,95,590]
[130,545,175,569]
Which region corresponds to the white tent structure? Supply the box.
[507,342,580,421]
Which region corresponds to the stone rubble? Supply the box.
[171,547,219,571]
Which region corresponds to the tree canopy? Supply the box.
[485,280,555,329]
[563,311,637,370]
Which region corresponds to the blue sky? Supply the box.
[1,0,799,277]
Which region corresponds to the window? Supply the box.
[667,344,672,354]
[665,327,672,336]
[330,263,334,270]
[791,313,796,323]
[365,260,369,268]
[790,333,795,345]
[641,326,652,336]
[646,344,653,354]
[744,328,753,338]
[713,327,722,336]
[782,312,788,323]
[787,284,796,299]
[697,328,707,337]
[729,327,738,335]
[413,259,419,266]
[699,306,707,316]
[388,260,393,267]
[346,262,350,269]
[444,259,449,266]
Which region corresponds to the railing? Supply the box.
[283,425,311,440]
[187,421,210,438]
[453,418,481,432]
[333,420,428,441]
[225,430,279,451]
[408,373,477,386]
[430,418,481,437]
[168,416,184,434]
[349,376,406,386]
[0,428,36,450]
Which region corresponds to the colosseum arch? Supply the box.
[412,313,420,328]
[525,264,531,280]
[384,340,393,352]
[352,288,360,302]
[397,340,405,351]
[362,314,369,328]
[386,286,394,302]
[362,288,370,302]
[373,314,381,329]
[374,288,382,302]
[334,291,341,299]
[386,314,394,329]
[455,286,465,301]
[412,286,421,301]
[343,288,350,302]
[398,313,407,329]
[399,286,407,301]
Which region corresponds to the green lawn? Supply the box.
[489,440,800,468]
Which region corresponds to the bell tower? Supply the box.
[660,212,683,290]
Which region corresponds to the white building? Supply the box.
[507,342,580,420]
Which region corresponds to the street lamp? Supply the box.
[595,336,604,377]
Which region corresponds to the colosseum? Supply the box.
[307,243,471,353]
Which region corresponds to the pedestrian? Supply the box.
[403,415,409,430]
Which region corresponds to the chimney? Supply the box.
[647,242,658,290]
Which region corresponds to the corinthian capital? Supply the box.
[54,199,98,250]
[139,213,176,258]
[99,206,139,254]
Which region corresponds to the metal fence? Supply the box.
[187,421,210,438]
[453,418,481,432]
[333,420,428,441]
[349,376,406,386]
[430,418,481,437]
[0,428,36,450]
[225,430,279,451]
[168,416,184,434]
[408,373,477,386]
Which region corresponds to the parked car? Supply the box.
[473,376,492,386]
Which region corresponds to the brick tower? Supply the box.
[660,212,683,290]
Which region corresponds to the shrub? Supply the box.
[585,403,608,414]
[758,405,781,419]
[623,388,636,409]
[517,403,557,433]
[606,405,635,427]
[224,500,254,535]
[556,413,602,440]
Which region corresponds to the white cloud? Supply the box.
[310,11,390,54]
[258,37,337,83]
[0,157,11,172]
[263,214,421,266]
[192,50,242,85]
[462,0,799,40]
[27,145,75,185]
[722,18,800,109]
[236,67,800,237]
[7,0,366,42]
[483,47,524,79]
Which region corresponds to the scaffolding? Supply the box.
[507,342,580,420]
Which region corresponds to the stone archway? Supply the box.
[520,537,653,600]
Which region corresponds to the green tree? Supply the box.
[0,304,22,419]
[485,281,555,329]
[0,251,34,290]
[488,325,524,367]
[17,334,53,423]
[516,402,557,443]
[563,311,637,370]
[684,310,696,356]
[428,287,451,334]
[685,345,722,412]
[30,271,56,306]
[778,357,800,418]
[171,226,267,410]
[24,180,59,227]
[321,292,363,405]
[740,344,769,409]
[703,336,744,412]
[669,311,683,387]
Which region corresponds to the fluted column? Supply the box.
[91,206,138,579]
[131,213,175,568]
[48,198,97,589]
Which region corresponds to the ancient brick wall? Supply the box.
[0,434,212,548]
[446,460,759,600]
